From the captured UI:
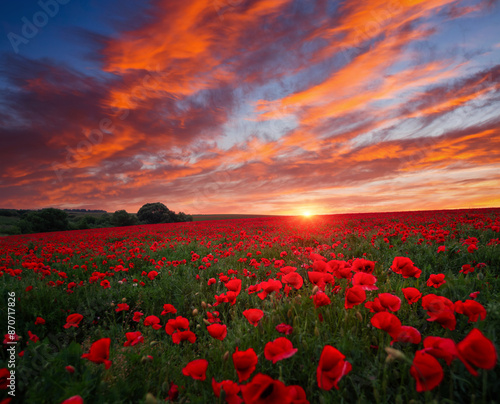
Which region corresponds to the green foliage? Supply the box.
[137,202,174,224]
[137,202,192,224]
[111,210,139,227]
[18,208,69,233]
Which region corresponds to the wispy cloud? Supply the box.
[0,0,498,214]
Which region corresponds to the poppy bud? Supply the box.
[141,355,153,363]
[203,319,210,325]
[150,341,159,347]
[201,301,207,309]
[110,302,115,307]
[192,309,198,316]
[144,393,157,404]
[356,311,363,322]
[196,324,201,329]
[477,273,484,280]
[314,326,320,337]
[223,351,230,362]
[384,347,406,362]
[65,365,75,374]
[207,303,213,308]
[312,286,319,295]
[122,298,127,302]
[287,308,293,318]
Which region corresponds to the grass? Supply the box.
[0,209,499,403]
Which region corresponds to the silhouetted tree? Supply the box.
[19,208,69,233]
[111,210,139,227]
[137,202,174,224]
[176,212,193,222]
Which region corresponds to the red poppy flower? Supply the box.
[232,347,258,382]
[410,350,443,392]
[422,294,456,330]
[35,317,46,325]
[351,258,375,274]
[243,309,264,327]
[427,309,456,331]
[165,316,189,335]
[64,313,83,329]
[365,293,401,313]
[437,245,446,253]
[334,265,353,280]
[257,279,282,300]
[344,285,366,309]
[28,331,39,343]
[280,266,297,274]
[241,373,291,404]
[364,298,385,313]
[308,271,334,291]
[167,381,179,401]
[207,324,227,341]
[147,270,158,280]
[0,368,10,389]
[60,396,84,404]
[457,328,497,376]
[123,331,144,347]
[182,359,208,381]
[208,278,216,286]
[276,324,293,335]
[264,337,298,364]
[161,304,177,316]
[172,330,197,344]
[422,336,458,365]
[459,264,475,274]
[312,260,329,272]
[115,303,129,312]
[144,315,162,330]
[100,279,110,289]
[81,338,112,369]
[467,244,478,253]
[282,272,304,290]
[225,278,242,295]
[206,311,221,323]
[401,287,422,305]
[392,326,421,345]
[454,300,487,323]
[370,312,402,339]
[3,333,19,344]
[211,378,241,404]
[426,274,446,288]
[286,385,309,404]
[390,257,421,278]
[317,345,352,390]
[311,292,331,308]
[132,311,144,322]
[469,291,480,300]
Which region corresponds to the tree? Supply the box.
[137,203,174,224]
[176,212,193,222]
[19,208,69,233]
[111,210,139,227]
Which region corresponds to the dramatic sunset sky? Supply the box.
[1,0,499,215]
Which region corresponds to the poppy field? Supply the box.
[0,208,499,403]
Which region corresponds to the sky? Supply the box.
[0,0,499,216]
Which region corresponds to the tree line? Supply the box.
[0,203,192,235]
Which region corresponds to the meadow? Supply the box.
[0,208,499,403]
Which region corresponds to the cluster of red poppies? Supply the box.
[0,208,498,403]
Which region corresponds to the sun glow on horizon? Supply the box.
[302,211,312,217]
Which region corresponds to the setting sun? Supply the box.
[302,211,312,217]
